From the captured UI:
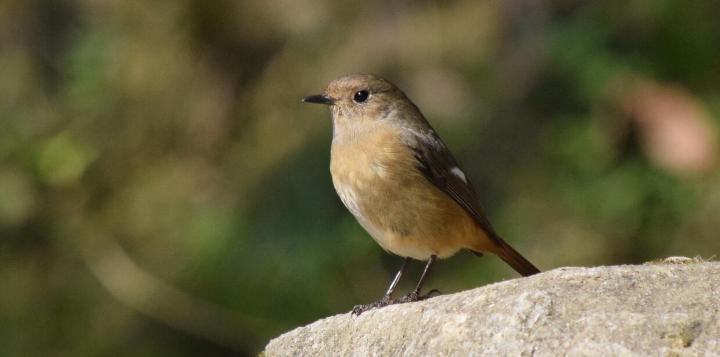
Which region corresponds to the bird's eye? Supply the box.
[353,90,369,103]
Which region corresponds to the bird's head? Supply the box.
[303,74,420,127]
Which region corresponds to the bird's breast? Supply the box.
[329,127,417,219]
[329,127,478,259]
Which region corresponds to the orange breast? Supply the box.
[330,126,490,259]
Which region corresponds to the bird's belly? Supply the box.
[331,159,477,260]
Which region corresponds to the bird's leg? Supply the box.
[351,257,410,316]
[384,257,410,297]
[398,255,440,303]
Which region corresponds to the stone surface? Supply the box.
[264,257,720,356]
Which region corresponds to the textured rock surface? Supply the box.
[264,258,720,356]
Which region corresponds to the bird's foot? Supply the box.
[396,288,441,303]
[351,289,442,316]
[351,295,395,316]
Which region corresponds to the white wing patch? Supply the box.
[450,166,467,183]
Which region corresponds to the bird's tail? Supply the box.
[493,239,540,277]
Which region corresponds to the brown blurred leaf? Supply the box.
[623,81,717,176]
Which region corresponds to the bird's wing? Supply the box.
[410,131,503,245]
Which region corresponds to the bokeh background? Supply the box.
[2,0,720,355]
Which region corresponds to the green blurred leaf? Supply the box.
[36,132,96,186]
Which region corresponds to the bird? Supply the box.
[302,74,540,315]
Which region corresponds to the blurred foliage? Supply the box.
[1,0,720,355]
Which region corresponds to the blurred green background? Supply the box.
[2,0,720,355]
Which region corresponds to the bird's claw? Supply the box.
[351,289,442,315]
[351,295,395,316]
[397,288,441,303]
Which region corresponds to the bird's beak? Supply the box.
[302,94,334,105]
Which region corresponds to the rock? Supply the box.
[263,258,720,356]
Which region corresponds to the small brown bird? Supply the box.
[303,74,539,315]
